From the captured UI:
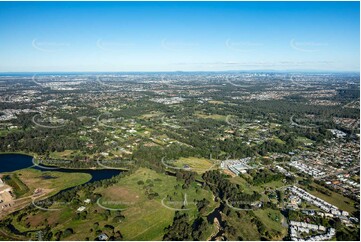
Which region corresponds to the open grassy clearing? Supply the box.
[11,168,91,198]
[10,168,217,241]
[47,150,79,160]
[195,112,227,121]
[229,175,286,194]
[253,208,287,238]
[296,136,314,144]
[170,157,216,173]
[6,169,91,233]
[229,175,254,192]
[2,173,29,198]
[301,182,356,213]
[273,137,286,144]
[224,211,261,240]
[208,100,224,105]
[225,209,287,241]
[140,112,164,119]
[96,168,217,240]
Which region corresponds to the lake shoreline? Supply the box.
[0,152,129,171]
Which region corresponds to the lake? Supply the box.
[0,153,121,183]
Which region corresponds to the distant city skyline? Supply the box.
[0,1,359,72]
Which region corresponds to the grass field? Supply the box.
[208,100,224,105]
[301,182,356,213]
[296,136,314,144]
[9,167,217,241]
[48,150,75,159]
[195,112,227,121]
[229,175,254,192]
[225,210,261,240]
[170,157,217,174]
[2,173,29,198]
[140,112,164,119]
[273,137,286,144]
[229,175,285,194]
[253,208,287,238]
[225,209,287,241]
[96,167,217,240]
[3,168,92,235]
[12,168,91,198]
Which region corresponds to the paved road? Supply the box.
[290,115,317,129]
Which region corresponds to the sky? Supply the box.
[0,1,359,72]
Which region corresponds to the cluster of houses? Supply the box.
[289,161,328,178]
[291,228,336,241]
[289,221,336,241]
[0,108,37,121]
[150,97,185,104]
[301,209,340,220]
[328,129,347,138]
[290,220,326,232]
[289,220,329,241]
[221,157,252,175]
[275,165,292,177]
[288,186,348,217]
[317,211,356,227]
[333,117,359,130]
[333,174,360,189]
[289,140,359,201]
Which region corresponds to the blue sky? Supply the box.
[0,1,359,72]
